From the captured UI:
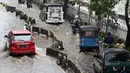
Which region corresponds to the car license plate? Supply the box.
[19,45,27,48]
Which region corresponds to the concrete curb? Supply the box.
[46,48,81,73]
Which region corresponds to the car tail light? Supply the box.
[103,66,107,71]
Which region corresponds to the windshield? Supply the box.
[80,31,98,37]
[105,52,130,62]
[14,34,31,41]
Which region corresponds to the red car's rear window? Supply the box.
[14,34,31,41]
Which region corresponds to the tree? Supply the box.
[88,0,120,33]
[125,0,130,48]
[88,0,119,20]
[72,0,88,19]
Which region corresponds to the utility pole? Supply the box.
[63,0,68,19]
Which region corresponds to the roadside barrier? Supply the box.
[6,5,16,12]
[46,48,81,73]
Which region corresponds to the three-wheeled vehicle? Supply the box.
[79,26,99,52]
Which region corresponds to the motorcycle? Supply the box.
[70,19,80,35]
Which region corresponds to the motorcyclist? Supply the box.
[71,15,80,34]
[73,15,80,29]
[103,32,114,48]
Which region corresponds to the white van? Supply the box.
[39,4,64,24]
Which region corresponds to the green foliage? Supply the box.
[99,32,106,41]
[88,0,119,20]
[72,0,88,6]
[125,47,130,52]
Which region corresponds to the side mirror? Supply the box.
[4,35,8,38]
[93,55,97,58]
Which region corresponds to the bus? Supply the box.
[39,3,64,24]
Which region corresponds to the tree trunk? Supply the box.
[126,28,130,47]
[78,4,81,19]
[125,0,130,47]
[88,9,91,25]
[106,15,110,33]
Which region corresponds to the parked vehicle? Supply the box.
[4,30,35,55]
[79,25,99,52]
[93,48,130,73]
[39,3,64,24]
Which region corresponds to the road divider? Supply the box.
[6,5,16,12]
[46,48,81,73]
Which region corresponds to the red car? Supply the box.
[5,30,35,55]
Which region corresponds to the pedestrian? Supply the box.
[115,39,125,48]
[103,32,114,48]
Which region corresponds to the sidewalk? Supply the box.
[4,1,95,73]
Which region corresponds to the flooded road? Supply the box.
[0,2,65,73]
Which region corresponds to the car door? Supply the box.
[94,52,103,73]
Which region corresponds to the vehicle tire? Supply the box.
[96,48,99,52]
[80,49,84,52]
[9,50,12,56]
